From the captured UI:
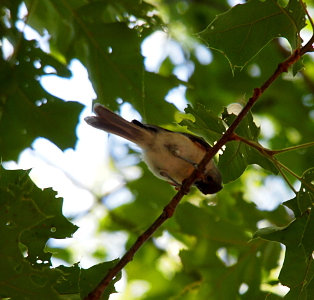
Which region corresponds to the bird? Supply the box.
[84,104,223,194]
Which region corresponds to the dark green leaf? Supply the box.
[55,261,121,300]
[219,108,278,182]
[283,167,314,217]
[199,0,306,69]
[0,166,63,299]
[55,264,81,296]
[179,104,225,145]
[21,185,79,268]
[175,199,280,300]
[79,260,121,300]
[0,37,84,161]
[71,7,179,124]
[254,212,314,298]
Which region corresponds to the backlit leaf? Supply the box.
[0,38,84,161]
[219,108,278,182]
[199,0,306,69]
[179,104,225,145]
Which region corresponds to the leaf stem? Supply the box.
[232,133,301,192]
[268,141,314,156]
[232,132,314,193]
[277,167,297,194]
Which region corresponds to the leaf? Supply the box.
[266,294,285,300]
[0,37,84,161]
[55,264,81,296]
[219,108,278,182]
[199,0,306,69]
[70,4,179,124]
[179,104,225,145]
[175,198,281,300]
[25,0,180,124]
[20,185,79,268]
[25,0,156,57]
[79,259,121,300]
[253,211,314,298]
[25,0,86,56]
[0,166,64,299]
[179,105,278,183]
[283,167,314,217]
[55,260,121,300]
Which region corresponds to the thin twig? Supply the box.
[268,141,314,156]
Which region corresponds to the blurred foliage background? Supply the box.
[1,0,314,299]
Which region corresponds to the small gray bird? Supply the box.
[85,104,223,194]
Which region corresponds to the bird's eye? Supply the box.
[206,175,214,183]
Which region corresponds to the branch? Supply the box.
[84,16,314,300]
[84,189,187,300]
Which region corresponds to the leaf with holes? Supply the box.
[20,184,79,268]
[199,0,306,69]
[55,260,121,299]
[0,166,67,299]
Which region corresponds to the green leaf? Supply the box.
[175,199,280,300]
[56,260,121,300]
[219,108,278,182]
[124,240,187,299]
[25,0,156,57]
[25,0,180,124]
[0,166,64,299]
[20,185,79,268]
[71,6,179,124]
[0,37,84,161]
[254,212,314,298]
[179,105,278,183]
[79,259,121,300]
[199,0,306,69]
[179,104,225,145]
[266,294,285,300]
[25,0,86,56]
[283,167,314,217]
[55,264,81,296]
[222,107,260,141]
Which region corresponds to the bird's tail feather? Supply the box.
[84,104,150,146]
